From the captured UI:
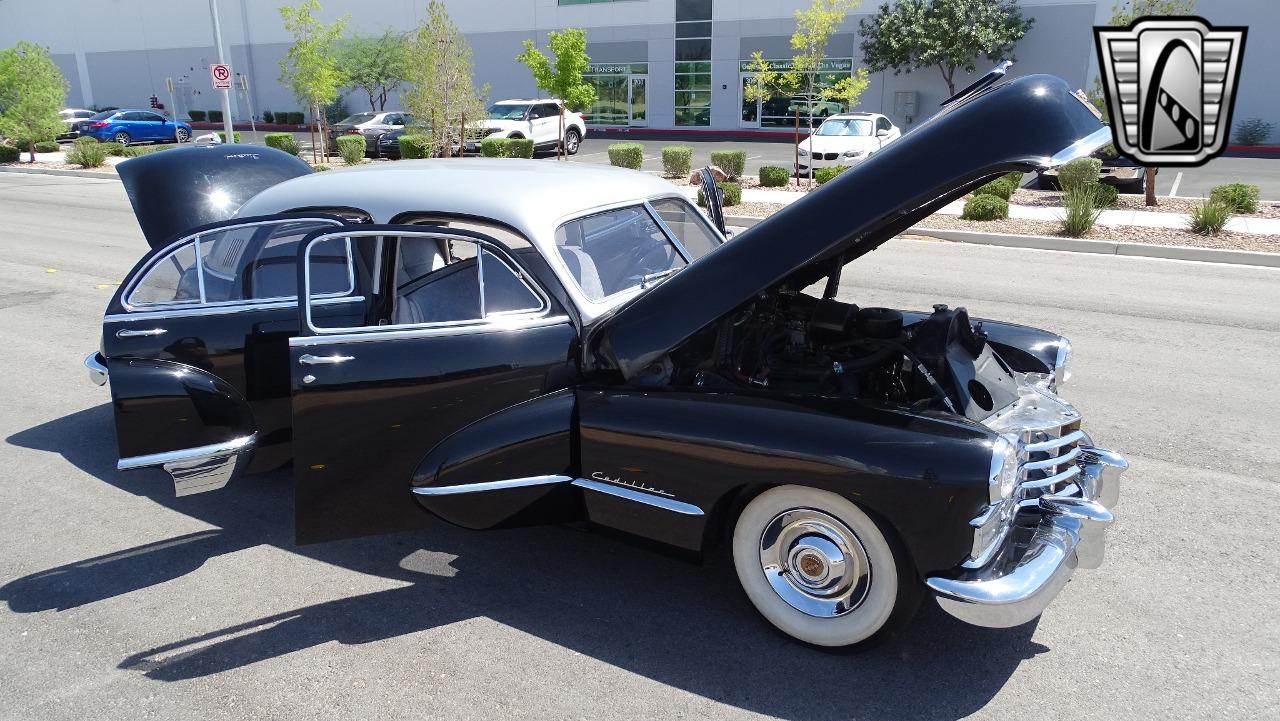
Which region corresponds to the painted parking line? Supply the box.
[1168,171,1183,198]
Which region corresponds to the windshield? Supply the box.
[89,110,117,121]
[488,104,529,120]
[555,205,686,302]
[338,113,377,125]
[815,118,873,136]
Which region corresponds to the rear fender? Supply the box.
[110,358,257,496]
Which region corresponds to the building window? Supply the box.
[674,0,712,126]
[739,58,857,129]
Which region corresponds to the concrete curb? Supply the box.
[0,165,119,180]
[726,216,1280,268]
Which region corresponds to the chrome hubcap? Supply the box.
[567,134,578,152]
[759,508,871,617]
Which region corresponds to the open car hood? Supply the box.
[117,144,313,248]
[588,74,1110,379]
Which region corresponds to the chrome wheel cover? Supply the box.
[759,508,872,618]
[566,132,579,153]
[176,128,189,142]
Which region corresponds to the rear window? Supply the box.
[339,113,376,125]
[89,110,117,121]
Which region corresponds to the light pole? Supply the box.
[208,0,235,143]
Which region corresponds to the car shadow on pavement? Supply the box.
[5,405,1047,721]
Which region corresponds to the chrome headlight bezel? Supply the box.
[988,433,1020,504]
[1053,337,1072,390]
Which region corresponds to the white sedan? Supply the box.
[795,112,901,175]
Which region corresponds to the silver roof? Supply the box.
[235,158,695,321]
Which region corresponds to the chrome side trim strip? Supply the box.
[572,478,705,516]
[117,433,257,497]
[412,474,572,496]
[105,295,364,323]
[290,315,571,347]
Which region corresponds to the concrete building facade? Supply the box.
[1,0,1275,135]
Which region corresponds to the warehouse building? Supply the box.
[1,0,1274,135]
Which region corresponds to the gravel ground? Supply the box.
[914,215,1280,252]
[2,160,119,173]
[1010,188,1280,219]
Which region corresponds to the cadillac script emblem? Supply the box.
[1094,16,1247,166]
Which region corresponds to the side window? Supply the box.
[129,242,200,305]
[877,117,892,132]
[555,205,686,302]
[118,111,140,121]
[649,197,721,260]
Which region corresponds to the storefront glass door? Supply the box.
[629,77,646,126]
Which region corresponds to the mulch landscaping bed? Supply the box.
[1010,188,1280,220]
[913,215,1280,253]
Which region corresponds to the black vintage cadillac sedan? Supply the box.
[87,72,1125,649]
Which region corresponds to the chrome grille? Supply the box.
[1016,420,1083,500]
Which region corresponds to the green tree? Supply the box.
[515,28,596,160]
[1090,0,1196,206]
[0,41,68,162]
[744,0,870,182]
[278,0,348,161]
[404,0,488,158]
[340,31,407,111]
[858,0,1033,97]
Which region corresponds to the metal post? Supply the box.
[165,77,178,124]
[209,0,235,143]
[239,74,257,142]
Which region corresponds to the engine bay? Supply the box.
[650,291,1025,421]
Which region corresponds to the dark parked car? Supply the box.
[77,109,192,145]
[57,108,95,141]
[89,73,1124,650]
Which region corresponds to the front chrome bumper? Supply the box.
[925,445,1126,628]
[85,352,108,386]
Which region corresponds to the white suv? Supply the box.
[475,99,586,155]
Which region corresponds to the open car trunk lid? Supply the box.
[587,74,1110,379]
[117,144,313,248]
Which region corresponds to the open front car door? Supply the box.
[288,225,579,544]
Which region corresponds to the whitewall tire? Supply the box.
[732,485,911,648]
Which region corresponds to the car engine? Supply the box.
[657,291,1024,421]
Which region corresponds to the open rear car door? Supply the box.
[287,225,579,544]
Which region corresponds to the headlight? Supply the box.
[797,148,808,157]
[987,434,1020,503]
[842,149,866,158]
[1053,337,1072,390]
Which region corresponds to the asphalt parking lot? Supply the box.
[1,173,1278,721]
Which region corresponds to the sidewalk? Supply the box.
[680,186,1280,235]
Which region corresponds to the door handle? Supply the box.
[299,353,355,366]
[116,328,167,338]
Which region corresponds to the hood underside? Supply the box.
[118,144,313,248]
[589,74,1109,379]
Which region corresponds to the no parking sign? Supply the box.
[210,63,232,90]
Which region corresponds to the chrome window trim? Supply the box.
[572,478,705,516]
[289,314,571,348]
[642,201,693,263]
[121,217,348,312]
[411,474,572,496]
[105,295,364,323]
[302,228,552,336]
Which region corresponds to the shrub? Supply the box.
[696,181,742,208]
[1232,118,1274,146]
[0,144,19,163]
[336,135,366,165]
[264,132,300,156]
[311,164,332,172]
[216,131,241,143]
[73,135,98,145]
[120,144,174,158]
[1188,199,1232,235]
[1060,185,1104,237]
[814,165,847,185]
[399,134,432,159]
[66,140,109,168]
[1209,183,1260,213]
[607,142,644,169]
[481,136,535,159]
[974,176,1017,200]
[661,145,692,178]
[1092,183,1118,208]
[709,149,746,180]
[961,194,1009,221]
[100,141,126,156]
[208,109,223,123]
[1057,157,1103,193]
[759,165,790,187]
[34,140,59,153]
[287,111,305,125]
[262,110,274,123]
[188,110,207,122]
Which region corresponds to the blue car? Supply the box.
[78,109,192,146]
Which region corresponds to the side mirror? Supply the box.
[876,128,890,137]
